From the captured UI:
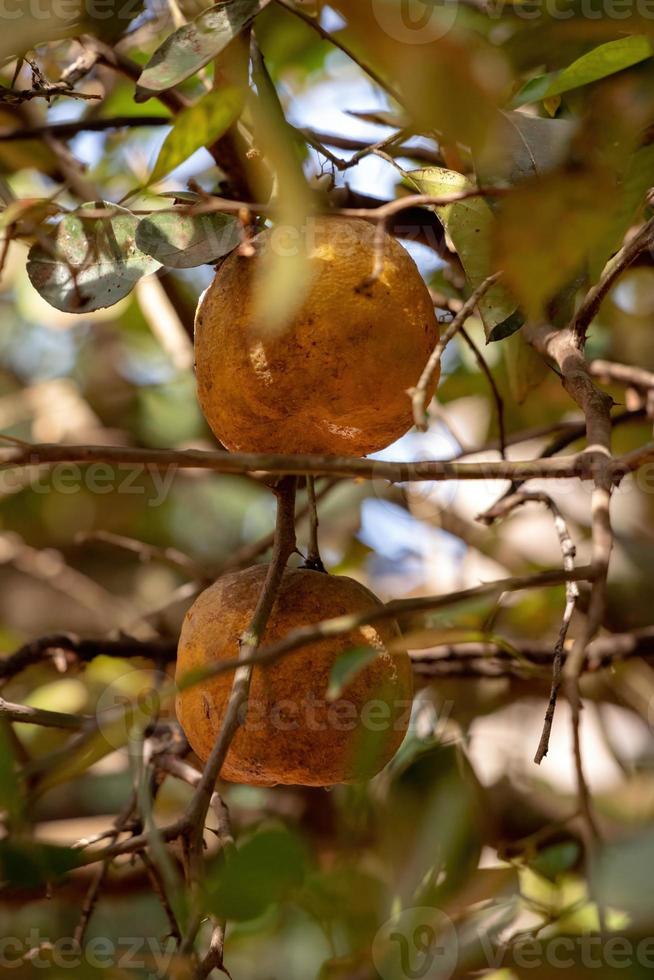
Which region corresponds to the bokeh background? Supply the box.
[3,2,654,977]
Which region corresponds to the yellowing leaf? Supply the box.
[409,167,519,338]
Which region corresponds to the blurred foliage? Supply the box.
[2,1,654,978]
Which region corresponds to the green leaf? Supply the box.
[409,167,518,338]
[149,87,244,184]
[136,0,270,99]
[326,647,379,703]
[513,35,654,107]
[488,310,525,342]
[206,827,307,920]
[0,840,81,888]
[26,202,161,314]
[136,209,240,267]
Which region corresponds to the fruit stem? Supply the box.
[302,475,326,573]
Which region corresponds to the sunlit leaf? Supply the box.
[26,202,161,314]
[513,35,654,107]
[136,209,240,268]
[206,827,307,920]
[149,86,245,183]
[136,0,271,99]
[409,167,519,339]
[326,647,379,702]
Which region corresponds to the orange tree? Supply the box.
[3,3,654,979]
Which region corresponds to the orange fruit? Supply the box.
[194,216,438,456]
[176,565,413,786]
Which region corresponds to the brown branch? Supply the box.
[180,477,298,956]
[0,85,100,105]
[73,797,137,947]
[411,273,502,431]
[76,530,208,580]
[523,324,614,464]
[525,323,614,846]
[178,565,596,695]
[0,696,89,729]
[302,128,441,166]
[273,0,404,105]
[590,359,654,391]
[0,634,176,683]
[410,626,654,677]
[0,116,171,142]
[3,439,648,483]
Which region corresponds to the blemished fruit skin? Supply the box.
[175,565,413,786]
[194,216,439,456]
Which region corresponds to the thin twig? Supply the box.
[180,477,298,956]
[0,115,171,141]
[273,0,404,105]
[459,324,507,458]
[0,696,89,730]
[176,565,596,695]
[479,491,579,762]
[410,273,502,430]
[525,323,613,847]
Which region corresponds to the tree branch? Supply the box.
[180,476,297,959]
[3,439,650,483]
